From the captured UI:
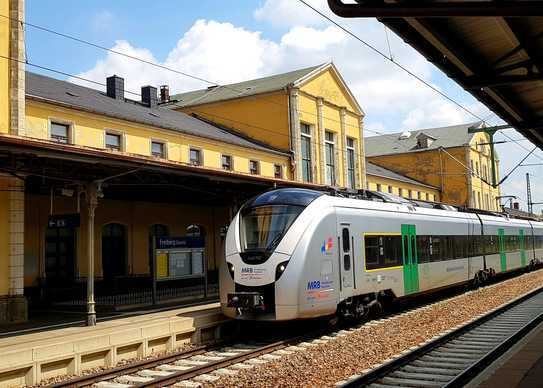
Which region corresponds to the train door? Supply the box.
[520,229,527,267]
[339,224,354,299]
[401,224,419,294]
[498,228,507,272]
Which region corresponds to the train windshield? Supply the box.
[239,188,322,253]
[241,205,304,251]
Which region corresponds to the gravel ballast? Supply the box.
[207,269,543,388]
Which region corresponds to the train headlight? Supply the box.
[227,262,235,279]
[275,260,289,280]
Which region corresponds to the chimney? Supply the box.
[106,75,124,100]
[513,202,520,210]
[160,85,170,103]
[141,85,158,108]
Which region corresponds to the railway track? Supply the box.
[48,331,331,388]
[339,286,543,388]
[45,270,542,388]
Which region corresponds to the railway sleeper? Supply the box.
[402,365,461,376]
[378,376,443,387]
[390,370,452,382]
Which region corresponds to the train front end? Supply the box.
[220,188,324,321]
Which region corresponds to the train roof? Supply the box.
[273,187,542,225]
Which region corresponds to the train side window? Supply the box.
[364,234,402,270]
[383,235,402,267]
[430,236,441,262]
[364,235,380,270]
[342,228,350,252]
[453,235,465,259]
[417,236,430,263]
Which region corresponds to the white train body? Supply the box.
[220,189,543,321]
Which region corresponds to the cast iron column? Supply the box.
[86,182,99,326]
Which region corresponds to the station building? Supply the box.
[167,63,441,202]
[365,123,501,210]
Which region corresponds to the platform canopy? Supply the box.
[328,0,543,148]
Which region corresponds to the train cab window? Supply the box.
[342,228,350,252]
[364,234,402,270]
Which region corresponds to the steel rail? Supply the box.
[46,345,210,388]
[136,339,297,387]
[339,284,543,387]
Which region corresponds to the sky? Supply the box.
[25,0,543,213]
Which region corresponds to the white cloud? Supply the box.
[254,0,327,28]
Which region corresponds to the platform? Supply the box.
[0,302,228,387]
[474,319,543,387]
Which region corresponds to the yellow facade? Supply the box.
[25,100,289,178]
[368,132,501,210]
[178,91,290,151]
[0,0,8,295]
[468,132,501,211]
[176,64,365,189]
[1,0,9,134]
[24,194,229,287]
[300,68,359,113]
[0,179,9,295]
[366,174,440,202]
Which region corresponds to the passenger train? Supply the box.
[220,188,543,321]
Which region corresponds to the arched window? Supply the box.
[102,223,127,280]
[186,224,205,238]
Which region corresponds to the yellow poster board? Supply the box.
[156,252,169,278]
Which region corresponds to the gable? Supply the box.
[298,67,362,115]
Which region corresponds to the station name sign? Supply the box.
[48,213,80,228]
[156,236,205,249]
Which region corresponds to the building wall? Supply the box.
[176,91,291,152]
[24,194,230,287]
[468,132,501,210]
[366,174,440,202]
[177,67,365,189]
[25,100,289,178]
[300,68,359,113]
[368,146,471,207]
[0,179,9,296]
[297,68,364,188]
[0,0,8,134]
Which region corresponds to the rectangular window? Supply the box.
[417,191,422,200]
[398,188,403,197]
[388,186,393,194]
[151,141,165,158]
[51,122,70,144]
[408,190,413,199]
[364,234,402,270]
[190,148,201,166]
[425,193,429,201]
[325,131,336,186]
[274,164,283,179]
[105,132,121,150]
[376,183,382,192]
[346,137,356,189]
[221,155,232,171]
[249,160,259,175]
[301,123,312,182]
